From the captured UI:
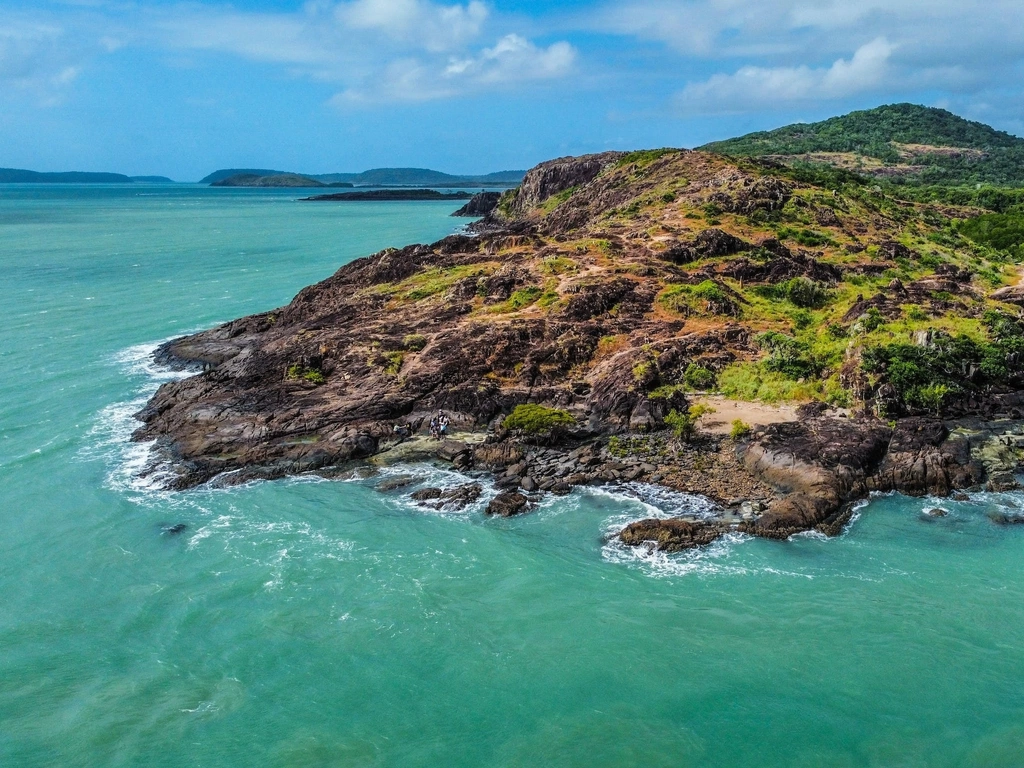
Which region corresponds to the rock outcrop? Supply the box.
[134,146,1024,550]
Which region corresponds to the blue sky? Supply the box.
[2,0,1022,180]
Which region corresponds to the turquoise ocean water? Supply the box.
[1,184,1023,767]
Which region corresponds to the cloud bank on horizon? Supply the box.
[1,0,1021,178]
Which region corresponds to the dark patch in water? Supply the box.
[160,523,188,536]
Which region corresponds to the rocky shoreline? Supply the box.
[133,148,1024,552]
[355,409,1024,549]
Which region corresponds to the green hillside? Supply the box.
[701,104,1024,187]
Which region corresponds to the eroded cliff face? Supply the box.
[134,148,1024,540]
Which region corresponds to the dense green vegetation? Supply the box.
[503,404,576,434]
[862,312,1024,415]
[704,104,1024,187]
[958,212,1024,258]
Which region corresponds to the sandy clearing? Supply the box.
[692,395,802,434]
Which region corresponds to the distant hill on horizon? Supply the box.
[0,168,176,183]
[200,166,526,187]
[700,103,1024,187]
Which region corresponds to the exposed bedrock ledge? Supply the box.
[621,415,1018,550]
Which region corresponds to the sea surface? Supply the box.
[2,184,1023,767]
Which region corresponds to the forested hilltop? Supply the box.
[702,104,1024,188]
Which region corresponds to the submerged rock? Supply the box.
[377,475,416,492]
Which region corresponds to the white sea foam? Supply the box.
[368,462,500,518]
[592,483,825,579]
[81,338,195,495]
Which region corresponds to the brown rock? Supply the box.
[618,518,726,552]
[486,491,529,517]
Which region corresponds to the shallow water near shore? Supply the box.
[2,184,1024,767]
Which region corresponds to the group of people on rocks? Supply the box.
[391,410,451,442]
[429,411,450,440]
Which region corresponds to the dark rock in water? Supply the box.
[923,507,949,518]
[412,483,482,510]
[988,512,1024,525]
[160,523,188,536]
[486,491,529,517]
[452,192,501,217]
[410,487,443,501]
[619,518,726,552]
[377,475,416,492]
[438,483,482,509]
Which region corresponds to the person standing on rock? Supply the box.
[438,411,450,439]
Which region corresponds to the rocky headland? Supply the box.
[134,147,1024,549]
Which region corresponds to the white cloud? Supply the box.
[0,17,84,104]
[676,38,894,113]
[447,34,575,84]
[335,34,576,103]
[340,0,488,51]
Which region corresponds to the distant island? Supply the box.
[301,189,475,202]
[201,166,525,188]
[211,173,350,189]
[0,168,174,184]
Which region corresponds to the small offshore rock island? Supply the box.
[135,106,1024,551]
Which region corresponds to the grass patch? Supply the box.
[718,363,824,403]
[658,280,735,316]
[403,334,427,351]
[541,256,578,276]
[540,186,578,214]
[503,404,576,433]
[398,264,495,302]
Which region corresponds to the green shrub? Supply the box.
[381,351,404,375]
[861,307,885,332]
[403,334,427,351]
[683,363,717,391]
[777,227,834,247]
[503,404,576,433]
[826,323,848,339]
[659,280,735,316]
[752,277,831,308]
[729,419,752,439]
[756,331,822,378]
[649,384,685,400]
[303,370,325,385]
[665,405,714,443]
[287,363,325,384]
